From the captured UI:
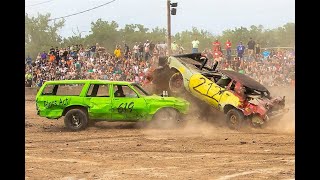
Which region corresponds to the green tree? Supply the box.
[85,19,120,50]
[25,13,65,60]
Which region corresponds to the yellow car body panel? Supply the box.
[188,73,241,111]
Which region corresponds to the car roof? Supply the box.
[44,80,132,85]
[220,70,268,92]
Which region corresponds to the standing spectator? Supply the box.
[75,60,81,73]
[85,45,90,58]
[157,41,167,56]
[138,42,144,60]
[124,43,129,59]
[90,44,97,58]
[212,49,223,70]
[192,38,200,53]
[41,51,47,61]
[212,39,221,52]
[62,48,68,61]
[114,45,121,60]
[247,37,256,60]
[25,70,32,87]
[25,56,32,65]
[236,42,245,60]
[144,40,151,61]
[171,41,178,54]
[178,44,185,54]
[225,39,232,62]
[255,43,261,61]
[262,49,270,61]
[133,42,139,60]
[49,46,55,55]
[149,41,155,53]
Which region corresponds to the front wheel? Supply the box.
[169,72,184,94]
[251,115,266,128]
[151,108,182,129]
[226,109,244,130]
[64,109,88,131]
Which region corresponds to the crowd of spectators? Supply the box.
[25,41,160,88]
[25,39,295,89]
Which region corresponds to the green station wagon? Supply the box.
[36,80,190,131]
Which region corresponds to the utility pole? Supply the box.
[167,0,171,55]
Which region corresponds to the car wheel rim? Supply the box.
[170,74,183,92]
[71,113,81,127]
[230,114,238,125]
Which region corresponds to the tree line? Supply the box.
[25,13,295,60]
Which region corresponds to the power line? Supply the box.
[26,0,54,7]
[48,0,117,21]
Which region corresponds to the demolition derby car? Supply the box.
[149,53,289,129]
[36,80,189,131]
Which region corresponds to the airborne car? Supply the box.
[36,80,189,131]
[150,53,288,129]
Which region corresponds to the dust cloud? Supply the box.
[143,86,295,137]
[266,86,295,134]
[143,95,233,138]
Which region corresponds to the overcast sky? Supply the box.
[25,0,295,38]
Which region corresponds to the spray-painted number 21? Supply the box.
[117,102,134,113]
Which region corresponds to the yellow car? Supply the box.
[150,53,288,129]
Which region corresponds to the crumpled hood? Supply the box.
[249,96,285,111]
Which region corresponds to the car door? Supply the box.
[188,73,226,109]
[217,80,242,111]
[85,83,112,120]
[111,84,147,121]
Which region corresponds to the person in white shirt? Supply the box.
[133,42,139,60]
[192,38,200,53]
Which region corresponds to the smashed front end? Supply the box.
[241,89,289,126]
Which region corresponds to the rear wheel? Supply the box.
[64,109,88,131]
[226,109,244,130]
[169,72,184,94]
[151,108,182,129]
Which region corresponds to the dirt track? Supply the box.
[25,87,295,180]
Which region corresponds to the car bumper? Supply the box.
[265,107,290,122]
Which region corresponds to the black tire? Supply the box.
[169,72,184,94]
[64,109,88,131]
[226,109,244,130]
[151,108,182,129]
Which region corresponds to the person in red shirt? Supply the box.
[212,49,223,59]
[212,39,221,52]
[225,39,232,63]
